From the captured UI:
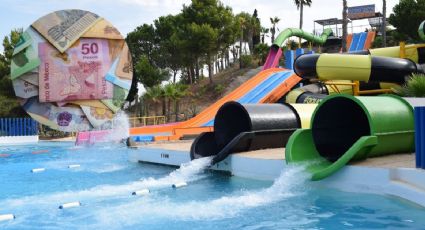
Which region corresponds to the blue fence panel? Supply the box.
[295,48,304,58]
[284,50,295,70]
[0,118,38,137]
[415,107,425,169]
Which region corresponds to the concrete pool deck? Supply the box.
[129,140,425,207]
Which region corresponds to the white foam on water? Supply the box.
[90,164,128,173]
[104,111,130,142]
[0,157,212,210]
[143,156,212,185]
[89,165,309,228]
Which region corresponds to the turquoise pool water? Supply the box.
[0,142,425,229]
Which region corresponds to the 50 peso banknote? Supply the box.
[38,38,113,103]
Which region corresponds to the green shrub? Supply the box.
[214,84,225,94]
[240,55,254,68]
[394,74,425,97]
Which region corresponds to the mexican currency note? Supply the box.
[38,38,113,102]
[20,69,39,86]
[81,105,114,128]
[12,79,38,98]
[115,43,133,80]
[105,58,131,90]
[24,97,92,132]
[81,18,123,40]
[12,31,33,55]
[101,85,128,113]
[22,97,51,119]
[32,9,101,53]
[11,27,45,80]
[68,100,110,110]
[10,45,41,79]
[49,105,92,132]
[108,40,125,63]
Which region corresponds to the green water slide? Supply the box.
[272,28,333,48]
[263,28,333,70]
[285,94,415,181]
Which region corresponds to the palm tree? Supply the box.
[294,0,312,30]
[342,0,348,52]
[382,0,387,47]
[270,17,280,43]
[174,84,188,121]
[163,83,176,121]
[238,16,246,69]
[162,83,189,122]
[294,0,312,46]
[144,85,162,117]
[260,27,269,44]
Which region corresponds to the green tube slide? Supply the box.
[272,28,333,48]
[285,94,415,181]
[418,20,425,41]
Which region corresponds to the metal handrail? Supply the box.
[128,116,166,127]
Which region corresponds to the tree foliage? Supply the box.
[389,0,425,42]
[270,17,280,43]
[0,28,26,117]
[135,56,169,88]
[294,0,312,30]
[126,0,262,90]
[0,28,22,80]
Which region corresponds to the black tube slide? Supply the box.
[294,54,424,84]
[285,83,329,104]
[190,101,301,164]
[296,92,328,103]
[286,81,398,104]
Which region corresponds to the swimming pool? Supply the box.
[0,142,424,229]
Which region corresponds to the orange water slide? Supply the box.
[130,68,286,136]
[155,72,302,141]
[363,31,376,49]
[346,34,353,51]
[261,73,301,103]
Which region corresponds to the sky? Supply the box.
[0,0,399,52]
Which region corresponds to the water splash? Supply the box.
[75,111,130,146]
[137,156,213,188]
[0,157,212,209]
[105,111,130,141]
[90,165,308,228]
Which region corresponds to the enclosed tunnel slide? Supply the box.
[190,101,317,165]
[349,44,425,64]
[283,53,425,103]
[285,94,415,181]
[284,44,425,103]
[294,53,424,84]
[129,68,301,141]
[262,28,333,70]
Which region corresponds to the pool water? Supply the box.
[0,142,425,229]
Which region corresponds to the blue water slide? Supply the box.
[238,71,292,104]
[349,33,360,52]
[356,32,367,51]
[202,70,292,127]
